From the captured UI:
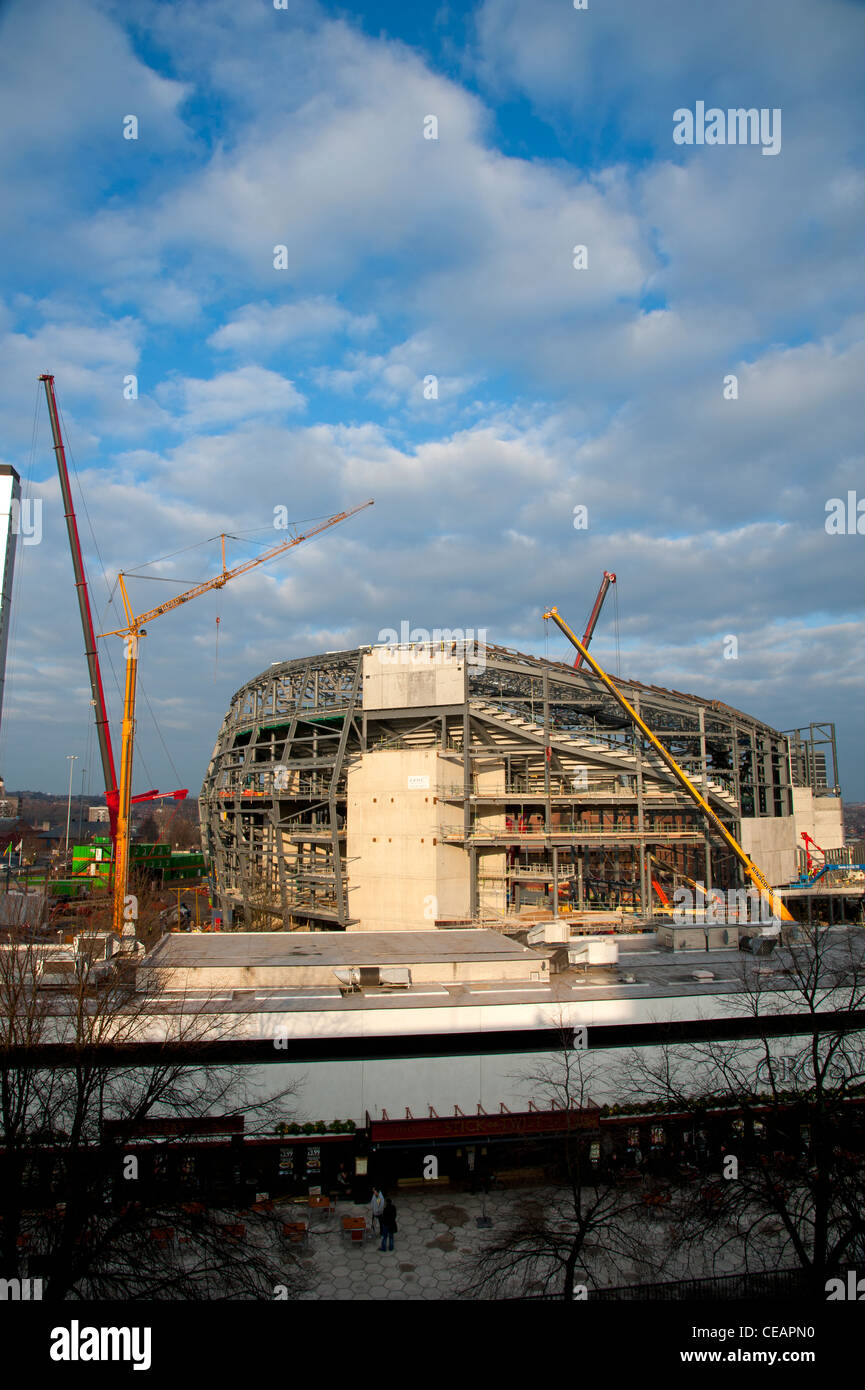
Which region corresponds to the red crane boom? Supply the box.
[40,375,189,850]
[573,571,616,669]
[40,375,120,837]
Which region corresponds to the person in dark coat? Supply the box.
[378,1198,397,1252]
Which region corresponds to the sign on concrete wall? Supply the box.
[407,775,430,789]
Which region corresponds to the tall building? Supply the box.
[0,465,21,745]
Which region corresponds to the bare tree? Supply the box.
[136,813,160,844]
[171,817,200,851]
[0,926,306,1301]
[622,923,865,1294]
[459,1029,657,1300]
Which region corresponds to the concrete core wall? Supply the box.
[475,757,507,917]
[741,792,845,886]
[361,648,464,710]
[346,749,469,930]
[792,787,845,856]
[740,815,796,887]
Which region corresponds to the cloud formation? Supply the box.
[0,0,862,800]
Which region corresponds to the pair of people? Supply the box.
[370,1187,397,1251]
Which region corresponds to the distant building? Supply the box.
[0,777,20,817]
[34,823,67,855]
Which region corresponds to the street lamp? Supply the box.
[64,755,78,865]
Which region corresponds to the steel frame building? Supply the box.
[199,642,833,931]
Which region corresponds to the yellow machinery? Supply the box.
[101,501,374,939]
[649,854,712,904]
[542,606,794,923]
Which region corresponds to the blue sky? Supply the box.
[0,0,863,801]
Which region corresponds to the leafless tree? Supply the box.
[620,923,865,1294]
[459,1028,659,1300]
[0,926,306,1300]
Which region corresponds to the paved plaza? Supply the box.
[283,1180,782,1301]
[291,1188,516,1301]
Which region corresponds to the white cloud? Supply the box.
[208,297,377,352]
[156,367,307,430]
[0,0,863,796]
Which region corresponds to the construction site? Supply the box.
[199,633,857,936]
[2,378,859,951]
[2,376,864,1317]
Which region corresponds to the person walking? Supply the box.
[370,1187,385,1236]
[335,1162,351,1200]
[378,1198,397,1252]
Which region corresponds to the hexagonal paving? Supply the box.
[285,1183,703,1301]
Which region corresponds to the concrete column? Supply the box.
[698,709,708,791]
[634,694,648,920]
[543,668,551,831]
[463,663,472,844]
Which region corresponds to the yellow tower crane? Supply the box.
[100,500,374,939]
[542,606,794,923]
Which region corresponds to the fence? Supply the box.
[590,1268,810,1301]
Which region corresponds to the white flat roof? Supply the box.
[144,929,535,970]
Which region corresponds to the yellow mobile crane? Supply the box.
[101,501,374,940]
[542,606,794,923]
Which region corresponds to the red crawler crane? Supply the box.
[39,374,188,854]
[573,571,616,670]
